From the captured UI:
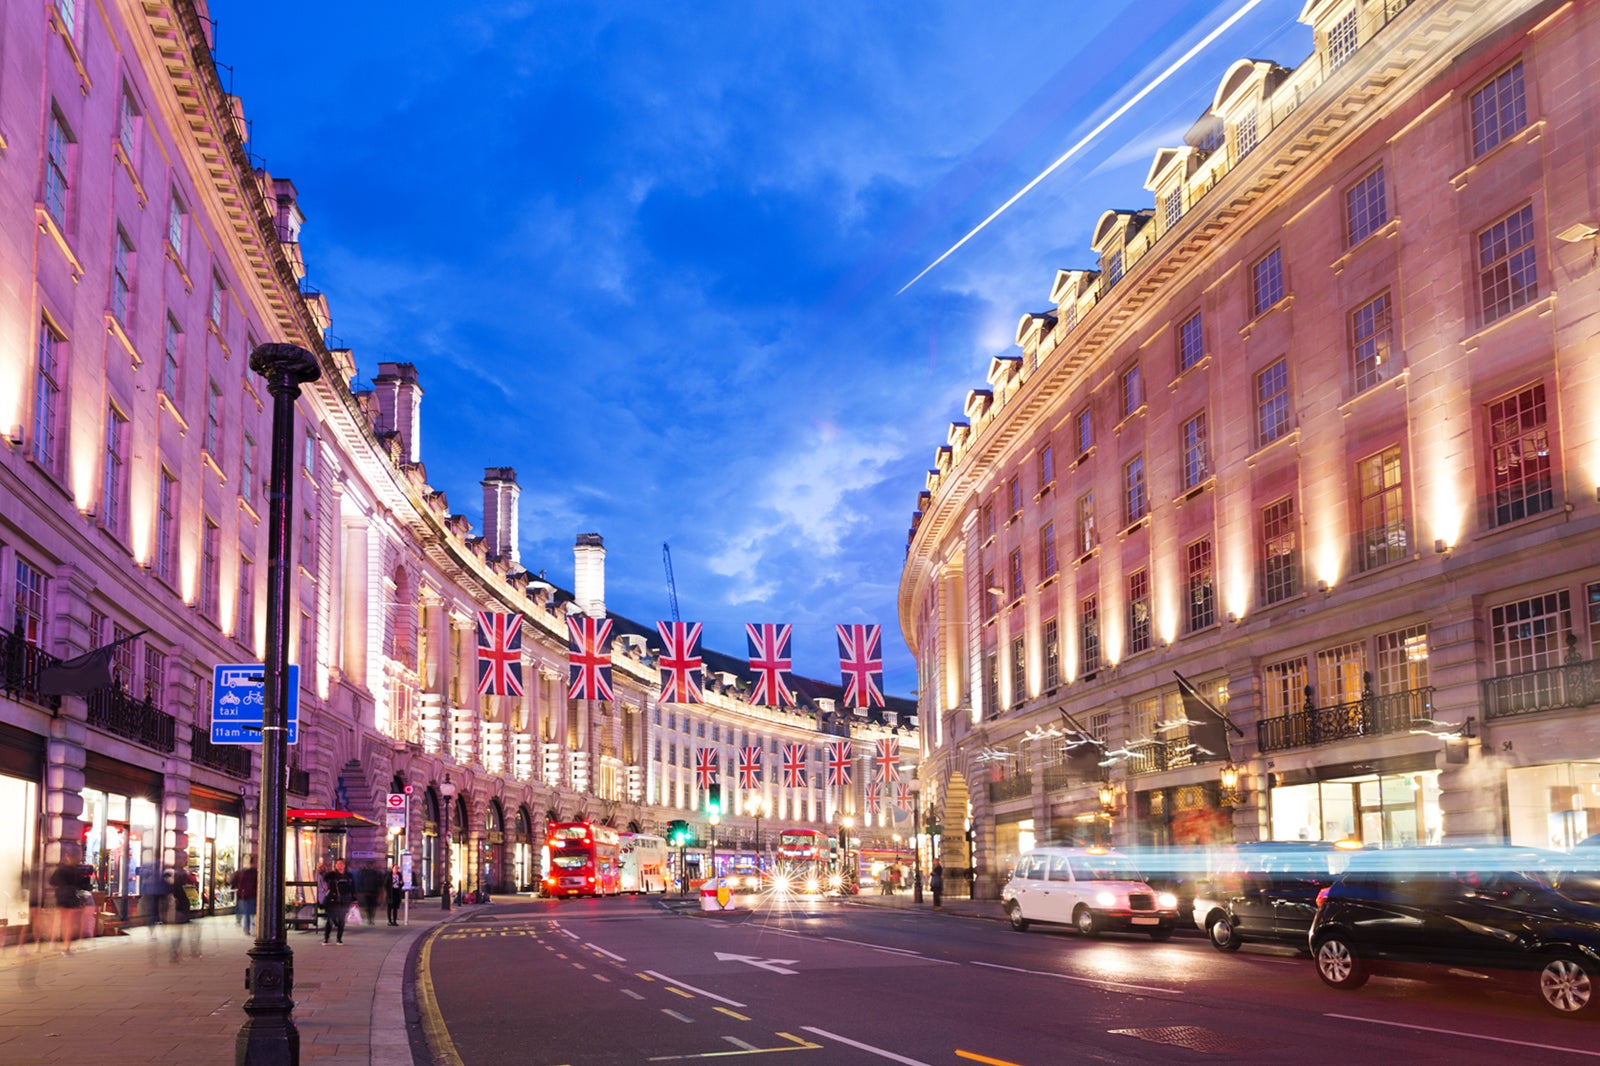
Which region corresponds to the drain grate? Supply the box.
[1109,1026,1289,1055]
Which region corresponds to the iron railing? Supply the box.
[1483,655,1600,721]
[0,627,61,712]
[988,770,1033,803]
[87,685,177,753]
[288,767,311,796]
[1257,681,1433,753]
[190,725,252,778]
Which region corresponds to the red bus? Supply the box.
[773,828,843,895]
[543,822,622,897]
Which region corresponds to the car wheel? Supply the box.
[1074,906,1099,937]
[1207,914,1242,952]
[1005,902,1029,932]
[1148,924,1174,941]
[1314,934,1368,990]
[1538,952,1598,1016]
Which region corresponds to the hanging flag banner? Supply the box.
[875,738,900,782]
[866,782,882,814]
[738,745,763,790]
[781,743,807,789]
[896,781,913,811]
[836,624,885,709]
[745,623,796,707]
[695,747,720,789]
[567,616,614,701]
[826,741,853,787]
[475,611,524,697]
[656,620,705,705]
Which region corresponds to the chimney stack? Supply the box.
[573,534,606,618]
[373,362,423,464]
[481,468,520,564]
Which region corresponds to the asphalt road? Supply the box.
[417,894,1600,1065]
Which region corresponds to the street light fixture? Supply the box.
[744,796,767,866]
[708,812,721,881]
[440,774,457,912]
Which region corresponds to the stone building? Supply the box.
[0,0,913,935]
[899,0,1600,898]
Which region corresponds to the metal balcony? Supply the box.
[1482,656,1599,721]
[87,685,177,753]
[1256,682,1433,754]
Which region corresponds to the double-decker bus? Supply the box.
[619,832,669,894]
[543,822,621,897]
[773,828,844,895]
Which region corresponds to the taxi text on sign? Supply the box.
[211,663,300,744]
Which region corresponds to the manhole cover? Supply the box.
[1109,1026,1289,1055]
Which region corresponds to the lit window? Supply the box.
[1075,491,1095,557]
[1376,625,1429,694]
[1260,497,1298,605]
[156,470,178,584]
[1256,359,1290,445]
[1478,204,1537,323]
[1080,596,1100,674]
[1345,167,1387,246]
[1351,291,1394,392]
[1251,248,1284,316]
[44,109,73,230]
[1263,656,1308,717]
[1185,538,1215,633]
[1357,445,1406,571]
[1043,618,1060,690]
[1327,9,1358,70]
[1470,61,1527,159]
[1181,412,1208,491]
[1010,636,1026,704]
[983,568,998,620]
[1487,382,1552,526]
[1120,365,1143,418]
[103,405,128,536]
[1127,569,1150,655]
[33,320,62,470]
[1491,590,1569,677]
[1123,455,1147,526]
[1178,311,1203,372]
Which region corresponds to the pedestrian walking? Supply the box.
[322,859,356,945]
[234,863,258,936]
[138,860,166,936]
[47,851,89,954]
[356,860,382,927]
[930,861,944,910]
[169,867,202,960]
[386,862,405,926]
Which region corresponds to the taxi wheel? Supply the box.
[1538,953,1597,1016]
[1074,906,1099,938]
[1005,902,1029,932]
[1313,934,1368,990]
[1207,914,1242,952]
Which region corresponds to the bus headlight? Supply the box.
[772,874,792,893]
[805,877,819,893]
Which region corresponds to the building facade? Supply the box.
[899,0,1600,898]
[0,0,914,937]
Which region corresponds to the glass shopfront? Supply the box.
[1136,784,1235,847]
[81,788,161,922]
[1270,764,1441,847]
[512,807,534,891]
[0,772,39,938]
[187,808,241,915]
[1507,761,1600,849]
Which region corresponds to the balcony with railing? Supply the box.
[1125,734,1209,775]
[1483,648,1599,721]
[190,724,253,778]
[1257,678,1433,754]
[288,766,311,796]
[0,627,63,711]
[987,767,1033,803]
[87,685,177,753]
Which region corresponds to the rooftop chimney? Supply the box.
[573,534,606,618]
[481,468,520,564]
[373,362,423,464]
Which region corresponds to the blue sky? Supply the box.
[212,1,1310,697]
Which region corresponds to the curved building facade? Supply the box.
[900,0,1600,898]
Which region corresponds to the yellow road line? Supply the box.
[714,1007,751,1021]
[414,925,466,1066]
[666,985,695,998]
[775,1033,822,1049]
[956,1050,1027,1066]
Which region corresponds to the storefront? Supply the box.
[1506,760,1600,849]
[485,800,505,893]
[0,722,43,942]
[1135,783,1235,847]
[992,816,1035,882]
[1268,754,1442,847]
[422,788,439,896]
[188,786,243,915]
[81,752,164,923]
[512,806,535,891]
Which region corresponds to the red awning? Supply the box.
[287,808,379,830]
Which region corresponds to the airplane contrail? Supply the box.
[897,0,1270,295]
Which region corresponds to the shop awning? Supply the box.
[287,808,379,830]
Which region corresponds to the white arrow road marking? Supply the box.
[713,952,800,975]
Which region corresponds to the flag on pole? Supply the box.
[896,782,913,811]
[35,627,149,696]
[738,745,763,789]
[781,743,807,789]
[656,621,704,704]
[825,741,853,787]
[866,782,882,813]
[695,747,719,789]
[567,616,614,701]
[745,623,795,707]
[475,611,525,696]
[836,624,885,709]
[874,738,900,782]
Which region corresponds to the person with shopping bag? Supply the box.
[321,859,357,945]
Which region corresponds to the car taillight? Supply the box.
[1315,887,1330,908]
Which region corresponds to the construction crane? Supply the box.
[662,542,681,622]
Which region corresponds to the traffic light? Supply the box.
[704,783,721,819]
[667,819,690,846]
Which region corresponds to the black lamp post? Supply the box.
[237,342,320,1066]
[440,775,456,911]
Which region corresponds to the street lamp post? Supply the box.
[440,775,456,911]
[839,816,854,893]
[237,343,320,1066]
[745,796,766,869]
[708,813,720,880]
[910,781,923,904]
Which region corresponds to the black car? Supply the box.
[1308,846,1600,1017]
[1192,841,1349,953]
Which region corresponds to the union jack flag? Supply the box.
[695,747,719,789]
[836,623,885,709]
[865,782,882,813]
[566,616,614,701]
[896,781,913,811]
[875,738,900,782]
[745,623,795,707]
[781,743,807,789]
[475,611,524,697]
[656,620,704,704]
[825,741,852,788]
[737,745,762,790]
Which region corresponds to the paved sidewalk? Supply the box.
[0,903,462,1066]
[845,890,1005,921]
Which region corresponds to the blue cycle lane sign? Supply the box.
[212,663,300,745]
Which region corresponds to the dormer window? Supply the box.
[1235,108,1259,158]
[1327,8,1358,71]
[1106,249,1124,287]
[1162,187,1182,231]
